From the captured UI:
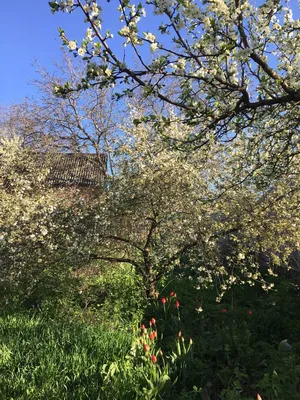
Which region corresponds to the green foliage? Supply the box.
[0,313,131,400]
[1,131,299,400]
[1,276,300,399]
[141,275,300,399]
[100,314,193,400]
[75,263,145,325]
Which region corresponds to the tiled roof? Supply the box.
[46,153,107,187]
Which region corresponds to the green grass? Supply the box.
[1,276,300,399]
[0,313,132,400]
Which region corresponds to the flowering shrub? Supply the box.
[99,290,195,398]
[0,136,81,307]
[100,314,193,399]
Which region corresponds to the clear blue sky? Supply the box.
[0,1,299,106]
[0,2,84,105]
[0,1,146,105]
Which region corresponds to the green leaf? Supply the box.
[49,1,59,13]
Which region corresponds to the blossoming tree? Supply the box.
[0,134,93,304]
[86,109,222,296]
[81,105,300,297]
[50,0,299,178]
[0,122,298,299]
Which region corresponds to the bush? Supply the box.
[74,262,145,325]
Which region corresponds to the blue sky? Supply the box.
[0,1,299,106]
[0,2,86,105]
[0,1,149,105]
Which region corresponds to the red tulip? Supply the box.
[175,300,180,308]
[143,344,150,352]
[222,308,228,313]
[151,355,157,363]
[170,291,176,297]
[151,317,156,325]
[247,310,253,315]
[141,324,146,331]
[161,297,167,304]
[149,332,155,340]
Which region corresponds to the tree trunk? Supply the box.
[145,280,156,298]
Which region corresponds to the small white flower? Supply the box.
[86,28,93,41]
[78,47,85,57]
[150,42,158,53]
[169,63,178,70]
[94,20,101,29]
[119,26,130,36]
[105,68,112,76]
[177,58,186,70]
[41,228,48,236]
[144,32,156,43]
[68,40,77,51]
[91,2,100,18]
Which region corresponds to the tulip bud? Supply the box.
[151,354,157,363]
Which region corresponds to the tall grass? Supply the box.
[0,313,131,399]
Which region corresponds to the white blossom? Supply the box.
[150,42,158,53]
[68,40,77,50]
[78,47,85,57]
[119,26,131,36]
[144,32,156,43]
